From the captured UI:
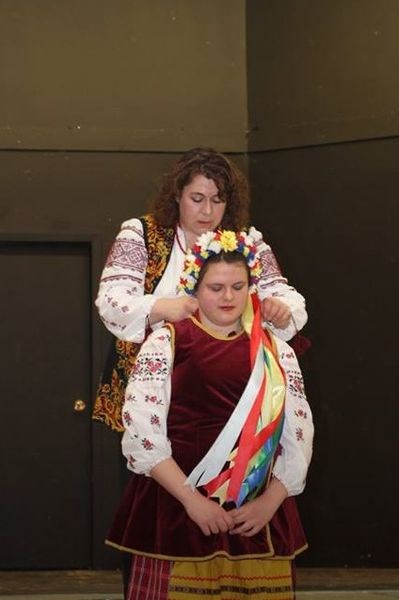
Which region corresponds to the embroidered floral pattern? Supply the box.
[296,427,304,442]
[257,247,282,280]
[142,214,175,294]
[144,394,163,405]
[286,369,306,400]
[294,408,308,420]
[133,353,169,382]
[92,369,127,432]
[150,414,161,427]
[101,273,141,284]
[141,438,155,451]
[123,410,133,426]
[105,238,147,271]
[116,339,142,378]
[280,350,295,361]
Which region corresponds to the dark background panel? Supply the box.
[249,137,399,566]
[0,150,248,249]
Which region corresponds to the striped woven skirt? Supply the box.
[126,553,295,600]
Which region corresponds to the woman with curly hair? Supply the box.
[94,147,308,434]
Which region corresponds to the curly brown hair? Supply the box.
[150,148,250,230]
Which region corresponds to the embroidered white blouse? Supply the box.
[121,326,314,497]
[95,218,308,344]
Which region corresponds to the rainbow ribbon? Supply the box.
[185,294,286,507]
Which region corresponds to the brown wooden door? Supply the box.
[0,241,92,568]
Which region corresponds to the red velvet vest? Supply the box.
[107,318,307,560]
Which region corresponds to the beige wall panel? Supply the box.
[247,0,399,150]
[0,1,247,151]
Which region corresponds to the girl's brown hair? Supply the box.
[150,148,250,230]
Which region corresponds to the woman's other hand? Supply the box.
[228,477,288,537]
[150,458,233,535]
[183,493,234,536]
[228,495,275,537]
[261,297,291,329]
[150,296,199,325]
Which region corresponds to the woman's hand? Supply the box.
[150,458,233,536]
[228,495,275,537]
[150,296,199,325]
[183,493,234,536]
[261,297,291,329]
[229,478,288,537]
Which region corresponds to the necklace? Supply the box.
[175,224,187,253]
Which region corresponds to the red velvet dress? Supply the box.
[106,318,307,561]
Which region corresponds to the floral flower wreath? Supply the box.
[179,229,262,295]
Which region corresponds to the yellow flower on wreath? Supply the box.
[219,230,238,252]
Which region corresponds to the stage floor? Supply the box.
[0,569,399,599]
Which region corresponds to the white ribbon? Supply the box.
[185,343,265,489]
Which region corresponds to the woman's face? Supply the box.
[178,174,226,245]
[196,260,249,334]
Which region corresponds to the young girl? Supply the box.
[106,230,313,600]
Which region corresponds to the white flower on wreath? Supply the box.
[197,231,215,248]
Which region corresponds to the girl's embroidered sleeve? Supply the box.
[272,338,314,496]
[249,226,308,341]
[95,217,158,343]
[121,327,173,475]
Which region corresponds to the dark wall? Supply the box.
[246,1,399,567]
[248,139,399,567]
[1,150,172,244]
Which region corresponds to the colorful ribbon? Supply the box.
[185,294,286,507]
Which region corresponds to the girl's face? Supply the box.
[178,174,226,246]
[196,260,249,334]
